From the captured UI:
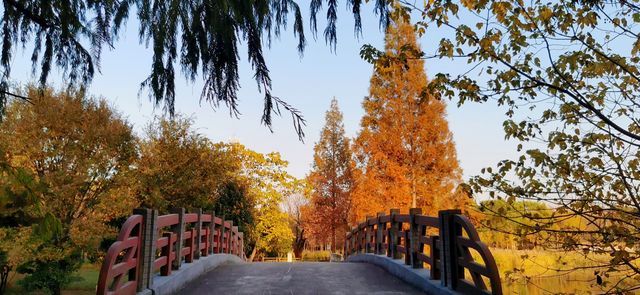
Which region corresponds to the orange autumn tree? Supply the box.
[306,98,354,252]
[351,19,466,223]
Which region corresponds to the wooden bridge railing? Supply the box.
[97,208,244,295]
[345,209,502,295]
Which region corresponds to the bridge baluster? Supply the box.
[171,208,186,270]
[344,208,502,295]
[365,216,372,253]
[194,209,203,260]
[388,209,400,259]
[409,208,422,269]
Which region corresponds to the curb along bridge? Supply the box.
[98,208,502,295]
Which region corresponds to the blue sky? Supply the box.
[7,5,519,181]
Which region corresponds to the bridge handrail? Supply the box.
[96,215,143,295]
[344,208,502,295]
[97,208,245,295]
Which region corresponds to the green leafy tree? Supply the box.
[16,252,81,295]
[214,180,255,255]
[216,143,300,260]
[135,116,234,212]
[0,86,136,294]
[0,147,45,295]
[359,1,640,291]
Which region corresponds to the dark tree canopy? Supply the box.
[1,0,392,139]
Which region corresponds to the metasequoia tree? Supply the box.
[352,19,464,222]
[359,0,640,292]
[307,98,354,252]
[0,0,395,138]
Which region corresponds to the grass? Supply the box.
[66,264,100,291]
[5,264,99,295]
[484,248,636,294]
[301,250,331,261]
[488,248,610,279]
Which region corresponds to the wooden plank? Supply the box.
[415,215,439,227]
[458,258,491,277]
[416,252,432,264]
[157,214,179,228]
[395,214,410,223]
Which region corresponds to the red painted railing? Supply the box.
[97,215,143,295]
[97,208,244,295]
[345,209,502,295]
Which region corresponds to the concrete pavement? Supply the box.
[178,262,424,295]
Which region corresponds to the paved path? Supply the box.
[179,262,423,295]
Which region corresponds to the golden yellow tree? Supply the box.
[352,19,465,222]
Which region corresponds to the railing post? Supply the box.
[344,233,349,257]
[351,227,357,254]
[171,208,186,270]
[376,212,385,255]
[351,228,356,255]
[404,230,411,265]
[160,231,173,276]
[388,208,400,259]
[227,220,234,254]
[365,215,373,253]
[232,226,239,255]
[357,226,362,253]
[133,208,157,292]
[361,224,366,253]
[409,208,422,269]
[239,232,244,259]
[209,210,216,254]
[431,235,441,280]
[219,215,226,254]
[439,209,462,289]
[194,208,203,259]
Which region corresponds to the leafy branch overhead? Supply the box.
[1,0,392,139]
[356,0,640,292]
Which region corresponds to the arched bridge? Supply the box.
[98,208,501,295]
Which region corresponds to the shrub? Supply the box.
[302,250,330,261]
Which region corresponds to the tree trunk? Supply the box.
[293,229,306,258]
[0,266,9,295]
[248,246,258,262]
[331,226,336,252]
[411,170,417,208]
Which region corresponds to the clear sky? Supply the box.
[7,5,519,182]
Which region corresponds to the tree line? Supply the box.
[0,86,300,294]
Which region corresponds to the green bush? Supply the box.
[17,253,82,295]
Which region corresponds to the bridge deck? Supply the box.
[178,262,423,295]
